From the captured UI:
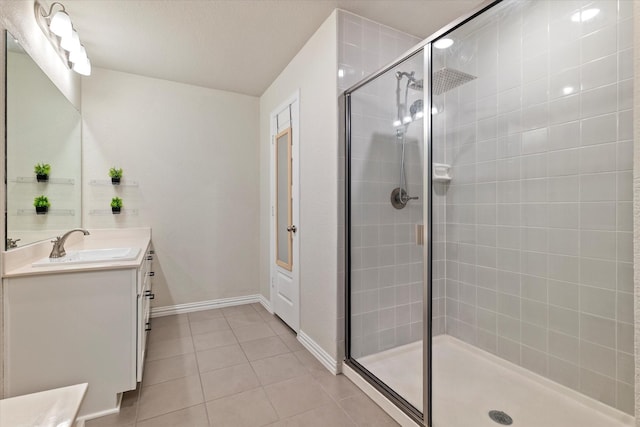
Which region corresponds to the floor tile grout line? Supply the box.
[209,309,282,421]
[136,307,375,426]
[189,316,213,426]
[135,402,207,427]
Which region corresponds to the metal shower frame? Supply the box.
[342,0,502,425]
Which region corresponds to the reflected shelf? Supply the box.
[10,177,75,185]
[89,208,139,216]
[89,179,139,187]
[16,209,75,216]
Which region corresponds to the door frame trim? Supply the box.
[269,90,301,332]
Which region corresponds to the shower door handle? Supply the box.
[287,225,297,233]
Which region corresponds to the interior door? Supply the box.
[272,100,299,332]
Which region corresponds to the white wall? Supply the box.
[259,12,339,359]
[0,0,82,399]
[82,68,260,308]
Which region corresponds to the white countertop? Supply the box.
[2,228,151,278]
[0,383,88,427]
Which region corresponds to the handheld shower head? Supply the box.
[410,99,424,118]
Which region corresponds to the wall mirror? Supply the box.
[5,31,82,249]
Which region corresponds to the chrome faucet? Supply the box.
[50,228,90,258]
[6,238,21,249]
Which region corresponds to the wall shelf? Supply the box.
[89,179,139,187]
[89,208,139,216]
[10,177,75,185]
[16,209,75,216]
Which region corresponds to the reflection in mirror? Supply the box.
[5,32,82,249]
[275,127,292,271]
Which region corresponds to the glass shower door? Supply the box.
[346,49,425,420]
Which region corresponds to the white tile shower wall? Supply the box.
[437,0,634,414]
[338,11,421,92]
[340,11,424,358]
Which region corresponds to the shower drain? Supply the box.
[488,410,513,425]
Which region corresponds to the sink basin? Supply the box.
[32,248,141,267]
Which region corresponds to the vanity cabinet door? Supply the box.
[4,269,137,416]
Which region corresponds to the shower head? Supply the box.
[433,67,476,95]
[410,99,423,118]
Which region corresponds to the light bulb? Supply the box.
[393,119,402,127]
[403,116,412,124]
[49,10,72,38]
[69,45,87,63]
[434,38,454,49]
[61,30,80,52]
[72,57,91,76]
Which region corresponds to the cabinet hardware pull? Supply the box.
[145,290,155,299]
[149,250,155,254]
[148,271,155,277]
[145,322,151,332]
[146,255,153,260]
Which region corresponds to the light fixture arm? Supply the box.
[38,2,66,19]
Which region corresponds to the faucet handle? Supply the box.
[6,238,21,248]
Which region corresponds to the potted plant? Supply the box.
[111,197,123,214]
[33,195,51,214]
[34,163,51,182]
[109,167,123,185]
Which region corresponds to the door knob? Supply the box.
[287,225,297,233]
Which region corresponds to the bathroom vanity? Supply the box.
[2,228,153,419]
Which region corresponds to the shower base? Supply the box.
[358,335,633,427]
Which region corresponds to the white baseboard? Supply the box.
[258,294,273,313]
[151,294,263,317]
[297,330,341,375]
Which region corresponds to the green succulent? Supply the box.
[111,197,123,208]
[34,163,51,176]
[109,167,123,179]
[33,195,51,208]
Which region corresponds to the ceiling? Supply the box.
[63,0,484,96]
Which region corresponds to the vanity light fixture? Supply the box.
[36,2,91,76]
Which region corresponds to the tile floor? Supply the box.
[86,303,399,427]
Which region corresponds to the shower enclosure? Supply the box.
[345,0,635,426]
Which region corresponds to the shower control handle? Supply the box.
[287,225,297,233]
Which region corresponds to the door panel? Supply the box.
[274,271,295,325]
[271,97,300,332]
